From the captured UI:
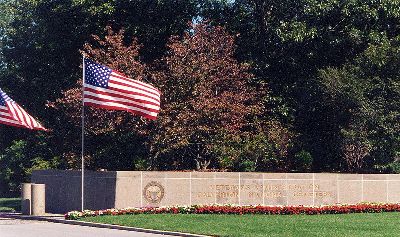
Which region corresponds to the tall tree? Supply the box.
[149,22,291,171]
[319,36,400,172]
[49,26,152,170]
[0,0,198,170]
[200,0,400,171]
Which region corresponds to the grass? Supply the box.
[0,198,21,212]
[81,212,400,237]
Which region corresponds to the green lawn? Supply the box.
[0,198,20,212]
[81,212,400,237]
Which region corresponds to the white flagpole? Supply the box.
[81,56,85,211]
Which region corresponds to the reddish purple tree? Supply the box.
[149,22,269,170]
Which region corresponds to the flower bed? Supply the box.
[65,203,400,220]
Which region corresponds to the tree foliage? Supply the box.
[319,35,400,171]
[0,0,399,195]
[150,22,269,170]
[49,26,152,169]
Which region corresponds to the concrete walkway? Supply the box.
[0,216,166,237]
[0,213,207,237]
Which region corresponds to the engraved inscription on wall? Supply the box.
[196,183,334,199]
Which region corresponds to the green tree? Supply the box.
[201,0,400,171]
[0,0,198,173]
[0,0,196,128]
[0,138,61,197]
[319,35,400,172]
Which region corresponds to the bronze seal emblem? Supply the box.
[143,181,165,204]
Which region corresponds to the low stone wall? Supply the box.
[32,170,117,213]
[32,170,400,213]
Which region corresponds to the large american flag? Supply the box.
[0,88,46,130]
[83,59,161,120]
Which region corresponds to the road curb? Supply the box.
[0,213,209,237]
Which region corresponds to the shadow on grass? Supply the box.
[0,198,21,212]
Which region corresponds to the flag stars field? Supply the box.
[85,61,112,88]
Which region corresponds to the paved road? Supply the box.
[0,217,167,237]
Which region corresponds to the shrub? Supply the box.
[294,150,313,171]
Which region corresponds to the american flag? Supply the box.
[0,88,46,130]
[83,59,161,120]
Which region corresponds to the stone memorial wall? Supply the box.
[31,170,400,213]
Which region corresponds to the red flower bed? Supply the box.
[65,203,400,220]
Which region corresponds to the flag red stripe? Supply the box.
[85,82,160,104]
[84,102,157,120]
[83,98,159,117]
[109,77,160,99]
[0,102,45,130]
[84,94,160,113]
[112,72,160,94]
[0,115,22,125]
[84,87,160,107]
[9,103,32,128]
[0,115,16,121]
[16,104,44,129]
[6,102,27,127]
[0,89,45,130]
[0,120,26,128]
[0,108,11,117]
[109,78,161,101]
[0,106,16,121]
[17,105,32,128]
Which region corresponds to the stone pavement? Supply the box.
[0,213,207,237]
[0,216,167,237]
